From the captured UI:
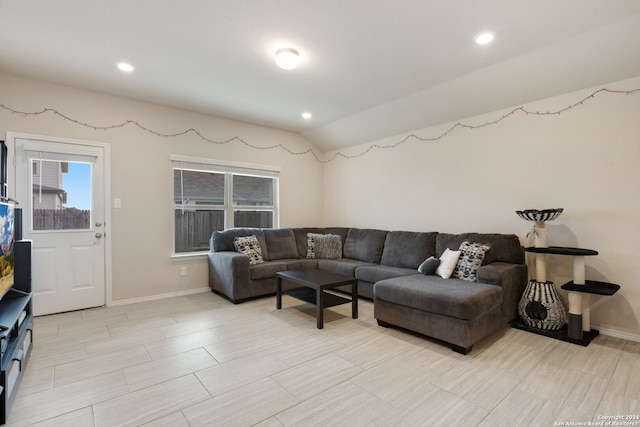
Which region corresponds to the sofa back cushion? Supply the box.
[210,228,269,260]
[263,228,298,260]
[380,231,438,269]
[436,233,524,265]
[292,227,349,258]
[343,228,388,263]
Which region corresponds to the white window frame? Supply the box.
[171,155,280,256]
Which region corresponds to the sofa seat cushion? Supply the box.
[249,261,288,280]
[280,259,319,271]
[317,258,375,277]
[356,265,418,284]
[374,275,503,320]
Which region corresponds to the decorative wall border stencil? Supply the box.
[2,87,639,163]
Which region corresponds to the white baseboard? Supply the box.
[594,325,640,343]
[109,287,211,306]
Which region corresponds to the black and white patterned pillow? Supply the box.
[234,235,264,265]
[453,241,491,282]
[306,233,342,259]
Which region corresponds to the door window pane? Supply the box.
[31,160,91,230]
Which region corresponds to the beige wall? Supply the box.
[322,75,640,340]
[2,69,638,340]
[0,71,323,302]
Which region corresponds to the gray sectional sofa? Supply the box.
[208,227,527,354]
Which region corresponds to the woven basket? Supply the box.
[518,279,567,330]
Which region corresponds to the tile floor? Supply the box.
[4,291,640,426]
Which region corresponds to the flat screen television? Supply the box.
[0,201,15,300]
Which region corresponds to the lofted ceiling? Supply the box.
[1,1,640,152]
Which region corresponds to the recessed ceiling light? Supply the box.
[275,48,300,70]
[301,112,312,119]
[117,62,135,72]
[475,32,494,45]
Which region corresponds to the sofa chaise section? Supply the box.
[373,232,527,354]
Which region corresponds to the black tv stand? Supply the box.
[6,288,29,298]
[0,240,32,425]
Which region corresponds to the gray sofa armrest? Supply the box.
[477,262,527,323]
[208,251,250,303]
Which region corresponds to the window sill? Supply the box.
[171,252,208,261]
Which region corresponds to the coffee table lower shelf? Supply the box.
[284,287,351,308]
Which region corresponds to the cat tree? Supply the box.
[515,209,619,345]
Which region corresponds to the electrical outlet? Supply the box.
[180,266,187,276]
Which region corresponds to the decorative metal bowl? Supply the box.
[516,208,563,222]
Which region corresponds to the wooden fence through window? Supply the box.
[33,208,91,230]
[174,210,273,253]
[32,208,272,250]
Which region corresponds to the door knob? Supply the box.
[95,232,103,238]
[95,222,103,227]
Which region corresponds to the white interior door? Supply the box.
[10,134,108,316]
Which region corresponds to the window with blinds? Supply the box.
[172,155,280,254]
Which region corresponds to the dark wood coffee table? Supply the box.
[276,270,358,329]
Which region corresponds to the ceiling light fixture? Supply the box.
[275,48,300,70]
[117,62,135,72]
[301,112,312,119]
[475,32,495,45]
